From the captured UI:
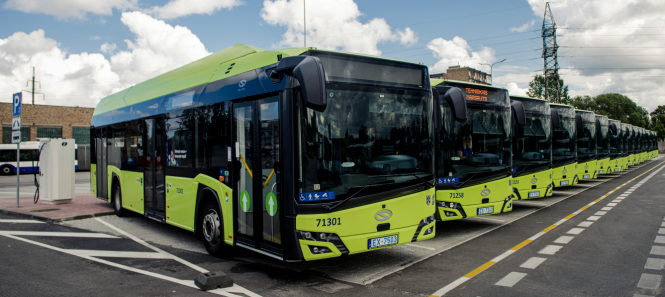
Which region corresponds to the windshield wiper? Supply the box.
[515,162,547,177]
[454,169,492,189]
[324,181,394,212]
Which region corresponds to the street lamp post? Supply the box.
[478,59,506,85]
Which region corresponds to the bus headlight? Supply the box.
[309,246,332,254]
[437,201,458,209]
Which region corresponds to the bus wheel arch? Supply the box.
[196,185,232,258]
[111,175,126,217]
[0,165,13,175]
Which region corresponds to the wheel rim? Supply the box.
[114,189,121,212]
[2,167,9,174]
[203,209,221,245]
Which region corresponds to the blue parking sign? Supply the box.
[12,92,21,117]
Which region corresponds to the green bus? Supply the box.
[623,123,636,167]
[634,126,644,165]
[509,95,553,199]
[575,110,597,180]
[608,119,625,173]
[550,103,578,187]
[431,80,514,221]
[650,130,659,159]
[90,44,437,262]
[595,115,611,175]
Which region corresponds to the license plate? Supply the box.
[583,174,590,179]
[560,180,569,186]
[477,206,494,215]
[368,235,398,249]
[528,192,540,198]
[599,170,605,174]
[614,168,619,172]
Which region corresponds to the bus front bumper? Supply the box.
[512,169,553,200]
[597,158,611,175]
[578,160,598,180]
[552,164,577,188]
[435,177,514,221]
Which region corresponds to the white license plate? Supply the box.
[560,180,569,186]
[583,174,590,179]
[368,235,398,249]
[614,168,619,172]
[528,192,540,198]
[477,206,494,215]
[599,170,605,174]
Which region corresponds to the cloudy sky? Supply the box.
[0,0,663,111]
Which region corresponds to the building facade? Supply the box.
[1,103,94,144]
[430,65,491,85]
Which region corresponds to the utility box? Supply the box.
[39,139,75,204]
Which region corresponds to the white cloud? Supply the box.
[523,0,665,111]
[426,36,495,73]
[3,0,137,19]
[0,11,210,108]
[100,43,117,54]
[148,0,243,19]
[260,0,417,56]
[509,19,536,33]
[506,82,528,96]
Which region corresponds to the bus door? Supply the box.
[143,117,167,221]
[95,127,108,199]
[233,96,283,256]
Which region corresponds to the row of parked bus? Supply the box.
[90,45,659,262]
[431,79,659,223]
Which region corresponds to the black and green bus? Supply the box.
[431,79,514,220]
[90,44,437,262]
[650,130,659,159]
[608,119,624,172]
[509,95,553,199]
[550,103,578,187]
[595,115,611,175]
[623,123,636,167]
[575,110,597,180]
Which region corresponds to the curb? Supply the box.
[0,208,115,223]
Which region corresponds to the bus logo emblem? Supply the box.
[375,210,392,221]
[238,80,246,87]
[531,178,538,184]
[562,169,567,174]
[481,189,491,197]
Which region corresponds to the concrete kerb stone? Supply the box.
[0,207,114,223]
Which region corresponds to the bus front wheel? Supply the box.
[1,166,12,175]
[201,200,232,258]
[112,183,126,217]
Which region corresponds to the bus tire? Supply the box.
[112,182,126,217]
[201,200,232,258]
[0,166,12,175]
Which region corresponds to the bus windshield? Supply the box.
[609,120,622,158]
[596,117,609,159]
[551,106,576,167]
[577,112,596,162]
[512,106,551,175]
[299,85,433,202]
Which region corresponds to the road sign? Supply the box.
[12,92,22,117]
[11,131,20,144]
[265,192,277,216]
[12,117,20,131]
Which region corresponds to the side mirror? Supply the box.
[551,109,561,129]
[609,122,618,135]
[432,88,442,133]
[439,87,467,123]
[274,56,327,112]
[511,101,526,127]
[575,114,583,132]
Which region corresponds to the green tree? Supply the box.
[526,74,570,103]
[569,93,648,128]
[651,105,665,140]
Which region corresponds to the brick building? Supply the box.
[430,65,491,85]
[0,103,94,144]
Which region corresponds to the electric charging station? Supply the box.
[39,138,75,204]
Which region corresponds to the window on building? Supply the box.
[37,127,63,139]
[72,127,91,144]
[2,126,30,143]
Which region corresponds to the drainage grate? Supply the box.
[30,208,60,213]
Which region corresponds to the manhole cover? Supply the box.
[30,208,60,213]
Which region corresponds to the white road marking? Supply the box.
[594,211,607,216]
[661,222,665,227]
[637,273,662,289]
[578,221,594,227]
[491,250,515,262]
[567,228,585,235]
[495,272,527,287]
[587,216,601,221]
[538,245,563,255]
[71,249,172,259]
[0,219,43,224]
[601,207,613,211]
[659,228,665,235]
[554,236,574,244]
[406,243,435,251]
[431,277,470,296]
[650,246,665,256]
[645,258,665,270]
[633,294,654,297]
[607,203,618,207]
[655,236,665,244]
[520,257,547,269]
[0,231,118,238]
